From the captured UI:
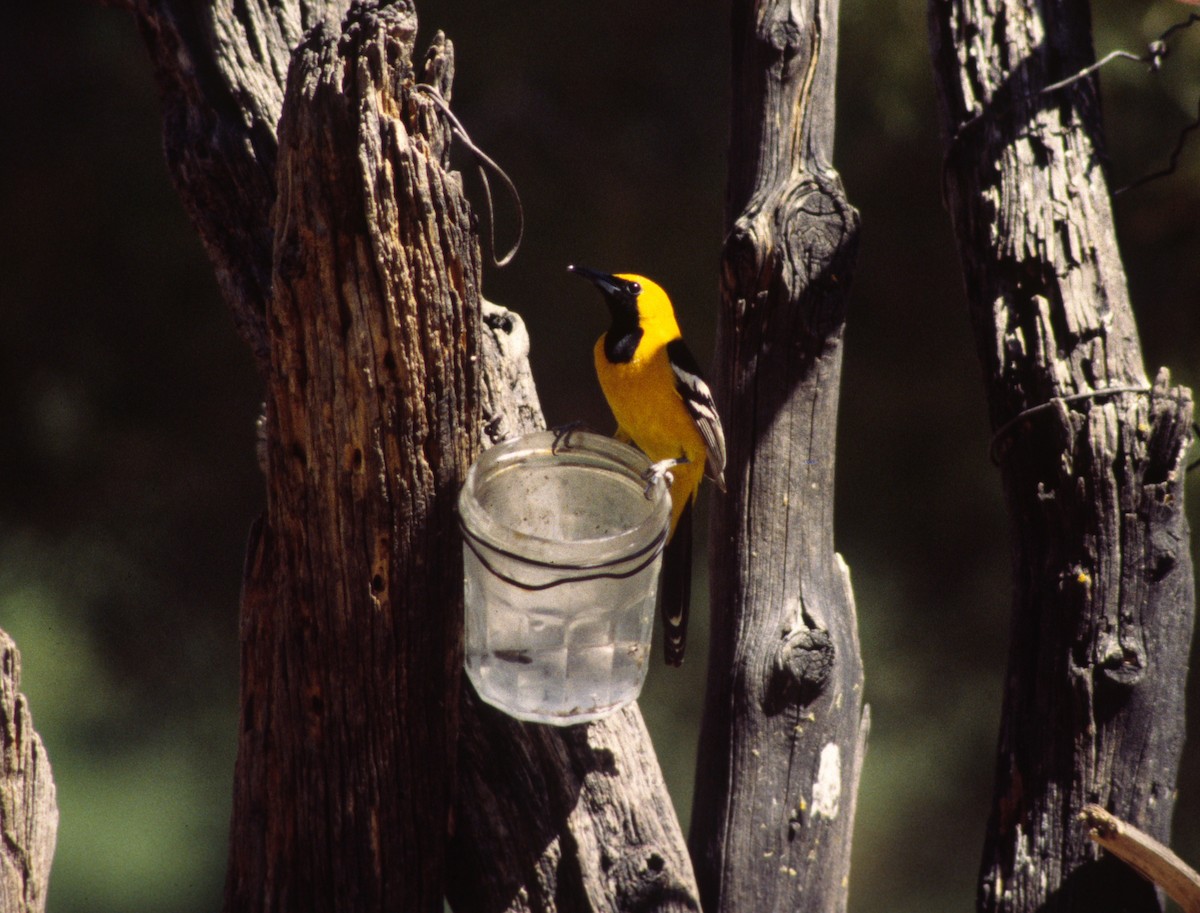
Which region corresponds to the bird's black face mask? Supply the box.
[569,265,643,363]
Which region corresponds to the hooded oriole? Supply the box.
[569,265,726,665]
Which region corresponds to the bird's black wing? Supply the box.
[666,337,727,491]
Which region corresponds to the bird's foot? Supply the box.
[549,420,589,454]
[642,456,688,499]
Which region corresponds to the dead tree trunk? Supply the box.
[928,1,1196,910]
[0,631,57,913]
[689,2,868,912]
[126,1,699,910]
[223,7,481,911]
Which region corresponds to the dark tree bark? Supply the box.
[0,631,56,913]
[125,1,699,911]
[222,6,480,911]
[689,2,867,912]
[928,1,1196,911]
[452,688,700,913]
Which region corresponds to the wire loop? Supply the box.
[945,13,1200,196]
[988,385,1152,466]
[414,82,524,268]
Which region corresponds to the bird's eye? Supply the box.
[628,281,642,295]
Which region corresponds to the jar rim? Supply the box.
[457,430,672,570]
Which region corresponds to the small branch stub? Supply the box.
[1081,805,1200,913]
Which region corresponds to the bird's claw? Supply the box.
[550,421,589,454]
[642,456,688,498]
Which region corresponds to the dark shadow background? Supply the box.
[1,2,1197,912]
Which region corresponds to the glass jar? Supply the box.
[459,430,671,725]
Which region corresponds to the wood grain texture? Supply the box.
[928,1,1196,910]
[690,2,867,912]
[448,304,701,913]
[0,630,57,913]
[223,5,479,911]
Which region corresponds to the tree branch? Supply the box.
[1081,805,1200,913]
[131,0,350,368]
[224,6,479,909]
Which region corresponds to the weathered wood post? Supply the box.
[928,0,1196,909]
[690,1,868,911]
[0,631,57,913]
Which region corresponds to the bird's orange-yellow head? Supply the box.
[611,273,681,345]
[568,266,682,360]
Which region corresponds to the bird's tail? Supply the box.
[660,499,693,666]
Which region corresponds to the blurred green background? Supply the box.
[1,2,1197,911]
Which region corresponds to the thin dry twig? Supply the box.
[1080,804,1200,913]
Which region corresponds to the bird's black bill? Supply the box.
[568,264,641,298]
[570,263,644,362]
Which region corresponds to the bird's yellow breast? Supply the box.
[592,337,704,460]
[593,334,707,532]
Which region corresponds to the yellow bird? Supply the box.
[570,265,726,666]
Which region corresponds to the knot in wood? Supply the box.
[777,176,858,282]
[482,303,514,335]
[766,18,803,54]
[724,211,771,294]
[609,844,677,912]
[767,627,834,711]
[1097,643,1146,689]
